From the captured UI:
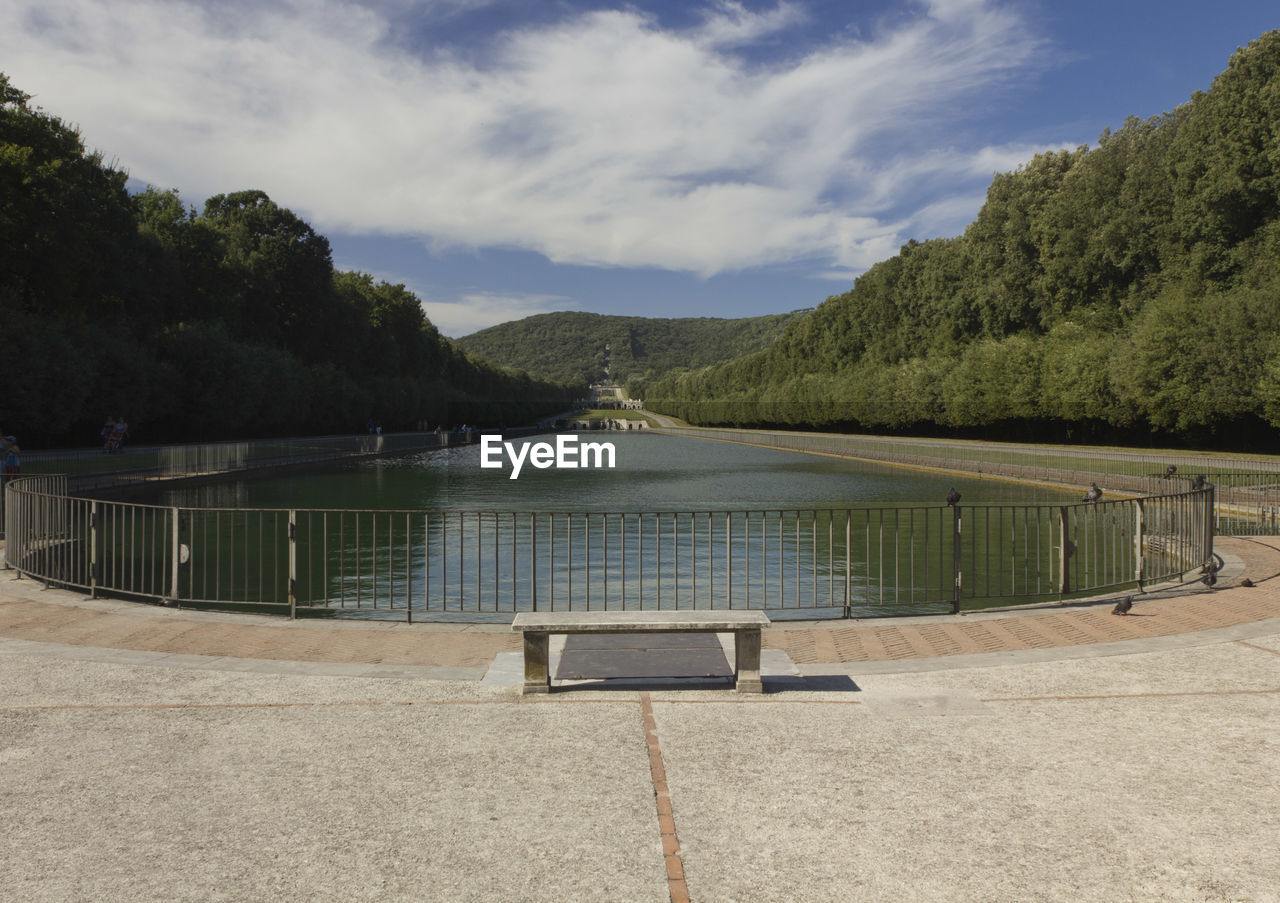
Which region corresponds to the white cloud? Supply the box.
[327,260,565,336]
[424,292,577,338]
[692,0,808,48]
[1,0,1048,278]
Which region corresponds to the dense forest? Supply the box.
[640,32,1280,449]
[0,74,573,447]
[456,310,802,387]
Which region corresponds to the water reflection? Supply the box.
[159,432,1080,512]
[154,433,1101,618]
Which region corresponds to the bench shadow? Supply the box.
[547,674,861,694]
[784,674,861,692]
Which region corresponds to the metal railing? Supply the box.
[0,429,509,539]
[4,475,1214,620]
[652,427,1280,485]
[22,430,485,491]
[1139,472,1280,535]
[658,426,1280,535]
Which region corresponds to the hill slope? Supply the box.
[641,31,1280,447]
[455,310,803,388]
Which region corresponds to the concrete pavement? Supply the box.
[2,538,1279,902]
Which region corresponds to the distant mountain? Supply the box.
[456,310,803,388]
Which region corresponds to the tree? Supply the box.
[198,190,336,355]
[0,72,137,318]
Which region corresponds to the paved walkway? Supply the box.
[2,536,1278,678]
[3,538,1279,903]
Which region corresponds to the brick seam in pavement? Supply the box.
[640,692,690,903]
[1238,640,1280,657]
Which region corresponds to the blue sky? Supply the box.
[3,1,1277,335]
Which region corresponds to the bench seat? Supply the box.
[511,610,770,694]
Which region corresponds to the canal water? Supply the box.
[156,431,1080,512]
[123,433,1109,621]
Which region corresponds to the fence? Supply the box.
[19,430,485,491]
[658,427,1280,535]
[1144,472,1280,535]
[6,424,1276,538]
[4,474,1214,620]
[655,427,1280,484]
[0,429,505,539]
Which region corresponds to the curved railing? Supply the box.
[654,426,1280,536]
[651,426,1280,485]
[4,474,1214,621]
[0,429,491,540]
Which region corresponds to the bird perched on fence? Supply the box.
[1083,482,1102,504]
[1112,596,1134,615]
[1164,464,1177,478]
[1191,474,1207,491]
[946,488,960,507]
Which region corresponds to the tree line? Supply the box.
[639,31,1280,449]
[1,74,573,447]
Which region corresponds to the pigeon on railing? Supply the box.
[1164,465,1177,478]
[1083,483,1102,504]
[1191,475,1207,491]
[946,488,960,507]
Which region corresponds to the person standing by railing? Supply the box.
[1,434,20,485]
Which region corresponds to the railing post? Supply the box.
[843,511,851,619]
[288,509,298,619]
[952,506,962,614]
[726,512,733,611]
[1057,506,1071,596]
[89,501,98,598]
[170,507,181,603]
[1134,499,1145,590]
[1204,486,1216,569]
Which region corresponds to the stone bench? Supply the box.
[511,610,771,694]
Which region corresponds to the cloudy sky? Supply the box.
[3,0,1276,335]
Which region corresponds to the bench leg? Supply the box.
[734,629,763,693]
[521,631,551,694]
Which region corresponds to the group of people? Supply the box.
[100,417,129,452]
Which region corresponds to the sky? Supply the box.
[3,0,1277,336]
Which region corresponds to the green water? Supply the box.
[155,431,1081,512]
[127,432,1126,620]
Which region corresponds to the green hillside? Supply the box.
[455,310,803,389]
[642,31,1280,448]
